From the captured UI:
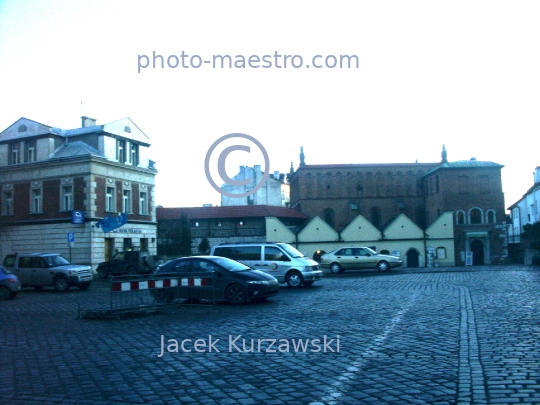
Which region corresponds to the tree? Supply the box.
[179,213,192,255]
[198,237,210,254]
[521,222,540,250]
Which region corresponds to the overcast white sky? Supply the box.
[1,1,539,210]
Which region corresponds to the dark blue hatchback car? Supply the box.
[151,256,280,305]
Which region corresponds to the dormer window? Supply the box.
[124,126,131,133]
[26,140,36,162]
[117,139,126,163]
[9,142,20,165]
[18,125,27,132]
[130,143,139,166]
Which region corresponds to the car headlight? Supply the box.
[247,280,270,285]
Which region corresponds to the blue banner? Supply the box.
[96,213,127,233]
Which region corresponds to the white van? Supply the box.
[211,242,323,287]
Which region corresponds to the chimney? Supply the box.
[534,167,540,184]
[81,116,97,128]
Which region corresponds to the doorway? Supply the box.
[406,249,420,268]
[470,239,485,265]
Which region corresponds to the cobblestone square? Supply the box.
[1,266,539,404]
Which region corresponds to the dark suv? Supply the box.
[96,250,155,279]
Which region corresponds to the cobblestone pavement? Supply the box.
[1,265,539,405]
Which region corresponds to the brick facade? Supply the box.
[289,152,507,266]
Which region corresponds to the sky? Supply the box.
[0,1,539,210]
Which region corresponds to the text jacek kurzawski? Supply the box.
[158,334,340,356]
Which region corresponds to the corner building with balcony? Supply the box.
[0,116,157,272]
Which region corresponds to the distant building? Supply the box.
[221,165,290,207]
[289,146,507,266]
[0,116,157,271]
[157,205,307,255]
[507,166,540,264]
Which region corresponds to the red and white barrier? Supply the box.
[112,277,209,292]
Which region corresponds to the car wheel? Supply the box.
[97,268,108,279]
[377,260,390,271]
[126,266,137,275]
[225,284,247,305]
[78,282,91,290]
[53,276,70,292]
[0,286,10,300]
[330,262,343,274]
[286,271,304,288]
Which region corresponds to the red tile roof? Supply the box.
[157,205,307,220]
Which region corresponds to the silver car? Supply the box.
[320,247,402,273]
[211,243,323,287]
[2,253,93,292]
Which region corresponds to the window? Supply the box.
[469,208,482,224]
[436,247,447,259]
[31,188,42,213]
[117,140,126,163]
[130,143,139,166]
[26,140,36,162]
[324,208,334,228]
[139,191,148,215]
[2,191,13,215]
[456,211,465,225]
[9,143,20,165]
[123,189,132,213]
[62,185,73,211]
[106,186,115,212]
[264,246,289,261]
[486,210,496,224]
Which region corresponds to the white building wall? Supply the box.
[221,165,287,207]
[0,222,157,272]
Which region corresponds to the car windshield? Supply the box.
[43,255,71,267]
[212,257,252,272]
[278,243,306,258]
[365,247,378,255]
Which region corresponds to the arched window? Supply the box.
[486,210,496,224]
[456,211,466,225]
[371,207,381,229]
[324,209,334,228]
[469,208,483,224]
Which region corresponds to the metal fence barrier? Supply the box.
[78,272,218,319]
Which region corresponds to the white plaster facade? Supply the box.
[507,167,540,244]
[221,165,290,207]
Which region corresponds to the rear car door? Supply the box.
[334,248,356,270]
[30,256,50,285]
